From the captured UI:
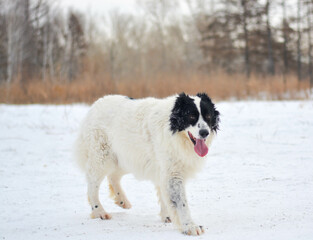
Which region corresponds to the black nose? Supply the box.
[199,129,209,138]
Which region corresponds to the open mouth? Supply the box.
[188,131,209,157]
[188,131,196,145]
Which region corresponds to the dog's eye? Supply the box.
[189,115,196,120]
[205,114,211,120]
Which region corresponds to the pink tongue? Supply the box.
[194,139,208,157]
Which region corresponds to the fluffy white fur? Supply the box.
[75,94,216,235]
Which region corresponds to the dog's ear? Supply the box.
[178,92,188,100]
[196,92,211,102]
[197,92,220,133]
[170,93,197,133]
[170,93,189,133]
[212,109,220,132]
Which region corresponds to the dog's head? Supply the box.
[170,93,220,157]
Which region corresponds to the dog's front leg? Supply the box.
[165,175,204,235]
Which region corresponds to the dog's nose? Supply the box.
[199,129,209,138]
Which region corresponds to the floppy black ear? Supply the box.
[170,93,189,133]
[197,92,220,133]
[196,92,211,102]
[212,110,220,132]
[170,93,197,133]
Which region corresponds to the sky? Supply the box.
[59,0,142,15]
[57,0,298,28]
[58,0,193,17]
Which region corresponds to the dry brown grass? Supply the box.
[0,72,311,104]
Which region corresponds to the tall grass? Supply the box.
[0,73,311,104]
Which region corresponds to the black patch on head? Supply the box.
[197,93,220,133]
[170,93,199,133]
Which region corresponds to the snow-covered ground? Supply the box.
[0,101,313,240]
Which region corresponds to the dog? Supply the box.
[75,92,220,235]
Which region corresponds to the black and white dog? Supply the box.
[75,93,220,235]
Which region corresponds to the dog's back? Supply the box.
[75,94,172,180]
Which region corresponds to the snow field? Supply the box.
[0,101,313,240]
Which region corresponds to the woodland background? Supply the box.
[0,0,312,103]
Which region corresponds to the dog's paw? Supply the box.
[109,184,132,209]
[160,216,172,223]
[182,224,204,236]
[164,216,172,223]
[115,199,132,209]
[90,210,112,220]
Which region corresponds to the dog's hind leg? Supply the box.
[108,170,132,209]
[78,127,120,220]
[156,186,171,223]
[87,172,112,220]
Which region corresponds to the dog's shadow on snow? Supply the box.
[91,211,174,231]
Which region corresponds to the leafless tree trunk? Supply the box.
[66,12,86,81]
[109,42,116,81]
[6,14,13,83]
[42,7,48,82]
[282,0,288,88]
[48,26,55,80]
[6,0,19,84]
[265,0,275,75]
[0,0,7,82]
[241,0,250,78]
[297,0,302,81]
[6,0,34,83]
[44,5,55,81]
[306,0,313,89]
[20,0,35,81]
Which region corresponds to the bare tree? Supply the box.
[297,0,302,81]
[305,0,313,88]
[128,17,147,78]
[282,0,288,84]
[66,11,86,81]
[6,0,21,83]
[241,0,250,78]
[138,0,177,72]
[5,0,41,83]
[0,0,7,82]
[265,0,275,75]
[42,3,49,82]
[105,10,133,81]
